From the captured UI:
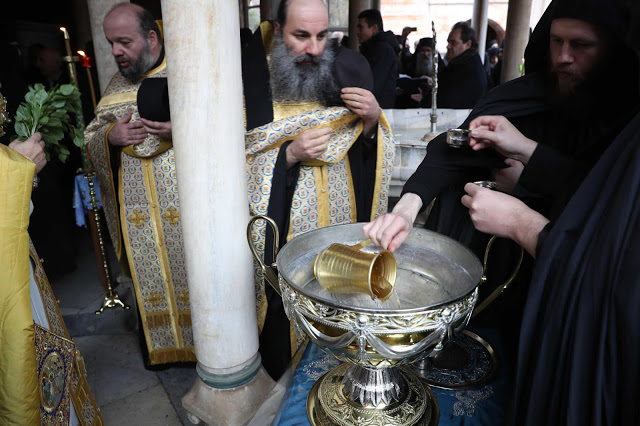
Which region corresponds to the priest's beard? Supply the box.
[414,54,433,77]
[270,33,339,105]
[117,40,156,82]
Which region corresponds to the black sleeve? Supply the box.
[519,143,589,198]
[401,131,507,211]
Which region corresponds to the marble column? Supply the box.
[160,0,274,425]
[501,0,533,83]
[348,0,380,51]
[85,0,122,95]
[471,0,490,63]
[530,0,551,29]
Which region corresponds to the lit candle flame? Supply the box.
[77,50,91,67]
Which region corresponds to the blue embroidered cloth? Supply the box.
[73,172,103,228]
[272,327,510,425]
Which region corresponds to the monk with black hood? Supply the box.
[502,0,640,423]
[363,0,640,368]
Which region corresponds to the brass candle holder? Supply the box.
[84,170,130,314]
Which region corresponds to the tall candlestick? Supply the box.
[60,27,79,88]
[430,21,439,134]
[59,28,89,168]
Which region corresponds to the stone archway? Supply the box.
[487,19,505,47]
[465,18,506,49]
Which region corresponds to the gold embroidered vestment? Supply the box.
[246,101,395,344]
[84,60,195,365]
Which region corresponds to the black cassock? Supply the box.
[509,107,640,425]
[402,0,640,370]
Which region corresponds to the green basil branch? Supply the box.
[14,83,84,163]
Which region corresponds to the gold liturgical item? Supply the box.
[313,239,396,301]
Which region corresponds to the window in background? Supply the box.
[328,0,348,32]
[248,0,260,31]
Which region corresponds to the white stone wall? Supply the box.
[383,108,472,198]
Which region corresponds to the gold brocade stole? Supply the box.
[117,148,195,365]
[246,105,360,338]
[29,240,104,426]
[272,100,324,121]
[246,103,395,355]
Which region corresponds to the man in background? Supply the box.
[437,21,487,108]
[395,37,436,108]
[356,9,399,108]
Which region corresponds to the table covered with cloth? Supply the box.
[271,327,511,425]
[73,171,103,228]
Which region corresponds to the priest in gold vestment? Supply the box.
[84,3,194,365]
[244,0,395,380]
[0,127,102,425]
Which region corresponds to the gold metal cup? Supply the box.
[313,240,397,301]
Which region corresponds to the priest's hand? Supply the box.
[108,113,147,146]
[468,115,537,164]
[363,193,423,252]
[9,132,46,174]
[491,158,524,193]
[286,126,332,168]
[140,118,172,141]
[461,182,549,257]
[341,87,380,137]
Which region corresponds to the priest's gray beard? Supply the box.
[414,54,433,77]
[118,40,156,82]
[270,33,339,105]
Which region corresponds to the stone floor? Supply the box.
[50,227,199,426]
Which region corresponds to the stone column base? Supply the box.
[182,367,275,425]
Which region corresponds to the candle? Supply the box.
[59,27,79,89]
[78,50,97,109]
[78,50,91,68]
[60,27,73,58]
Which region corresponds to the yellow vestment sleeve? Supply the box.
[0,145,39,425]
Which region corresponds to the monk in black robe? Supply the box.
[363,0,640,366]
[459,0,640,423]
